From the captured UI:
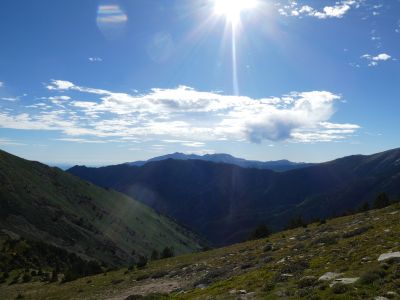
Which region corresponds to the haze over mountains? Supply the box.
[126,152,312,172]
[68,148,400,246]
[0,149,202,267]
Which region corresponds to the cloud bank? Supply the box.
[278,0,362,19]
[0,80,360,144]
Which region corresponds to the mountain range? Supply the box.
[68,148,400,246]
[0,149,202,267]
[126,152,312,172]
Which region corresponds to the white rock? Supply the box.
[330,277,359,286]
[319,272,342,281]
[374,297,389,300]
[378,252,400,261]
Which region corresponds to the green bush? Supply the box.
[250,224,270,240]
[161,247,174,259]
[136,255,148,269]
[298,276,317,288]
[331,283,348,294]
[359,268,386,285]
[22,273,31,283]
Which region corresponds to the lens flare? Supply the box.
[213,0,258,26]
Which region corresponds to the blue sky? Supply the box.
[0,0,399,165]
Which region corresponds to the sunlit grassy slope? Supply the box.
[0,149,203,267]
[2,202,400,299]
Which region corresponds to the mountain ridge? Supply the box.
[125,152,312,172]
[68,147,400,246]
[0,149,203,267]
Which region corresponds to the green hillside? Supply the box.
[1,201,399,299]
[0,149,203,268]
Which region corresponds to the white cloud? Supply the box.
[0,82,3,87]
[89,57,103,62]
[55,138,107,144]
[361,53,392,66]
[279,0,362,19]
[0,138,26,146]
[46,80,75,90]
[182,142,205,148]
[0,81,360,144]
[1,97,19,101]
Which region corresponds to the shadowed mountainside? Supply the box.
[0,149,203,267]
[68,148,400,246]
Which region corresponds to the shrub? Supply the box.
[250,224,270,240]
[262,282,275,292]
[151,250,159,261]
[111,279,124,285]
[285,216,307,230]
[331,283,348,294]
[298,276,317,288]
[359,268,386,285]
[22,273,31,283]
[312,234,338,245]
[136,255,148,269]
[373,192,390,209]
[342,225,373,238]
[161,247,174,259]
[262,243,273,252]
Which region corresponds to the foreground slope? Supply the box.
[0,149,202,266]
[2,202,400,299]
[68,148,400,246]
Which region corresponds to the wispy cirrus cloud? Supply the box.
[278,0,362,19]
[0,138,26,146]
[0,80,360,144]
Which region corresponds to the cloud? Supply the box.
[1,97,19,101]
[0,138,26,146]
[0,82,3,87]
[89,57,103,62]
[0,80,360,144]
[278,0,362,19]
[55,138,107,144]
[361,53,392,66]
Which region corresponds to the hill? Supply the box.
[1,202,400,299]
[126,152,311,171]
[0,149,203,268]
[68,148,400,246]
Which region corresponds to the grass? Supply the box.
[0,149,203,269]
[2,202,400,299]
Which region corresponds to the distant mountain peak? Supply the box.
[126,152,311,171]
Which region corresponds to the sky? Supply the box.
[0,0,399,165]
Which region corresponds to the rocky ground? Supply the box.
[1,203,400,299]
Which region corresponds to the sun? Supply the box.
[213,0,258,26]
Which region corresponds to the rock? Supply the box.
[386,291,398,299]
[238,289,247,294]
[374,297,389,300]
[196,284,207,289]
[330,277,359,286]
[361,257,371,262]
[378,252,400,261]
[229,289,237,294]
[319,272,342,281]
